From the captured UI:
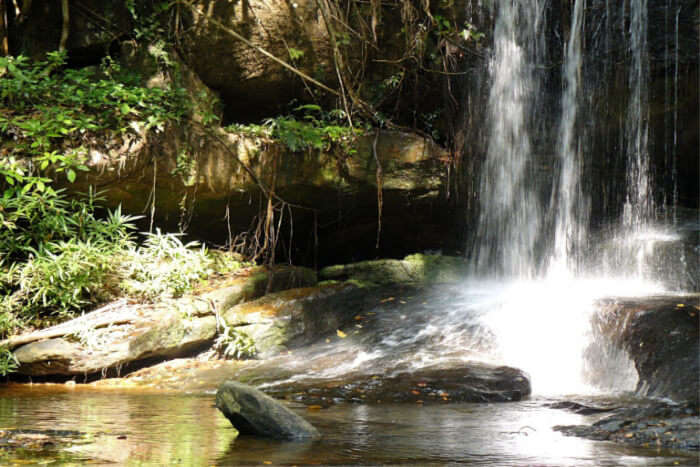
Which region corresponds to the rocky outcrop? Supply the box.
[320,253,469,286]
[216,381,320,440]
[73,125,452,264]
[178,0,334,120]
[221,282,383,358]
[264,364,531,405]
[554,402,700,452]
[592,295,700,403]
[8,266,316,378]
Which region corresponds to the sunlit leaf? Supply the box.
[336,329,347,338]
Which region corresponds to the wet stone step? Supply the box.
[263,364,531,406]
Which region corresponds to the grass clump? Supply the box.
[120,230,214,301]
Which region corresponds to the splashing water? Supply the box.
[462,0,692,396]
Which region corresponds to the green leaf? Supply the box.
[66,169,76,183]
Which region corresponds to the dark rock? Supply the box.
[216,381,320,440]
[592,295,700,403]
[554,402,700,452]
[546,401,618,415]
[71,125,452,265]
[264,364,531,405]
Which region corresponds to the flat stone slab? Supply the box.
[263,364,531,405]
[8,266,315,378]
[216,381,320,440]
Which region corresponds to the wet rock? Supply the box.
[554,402,700,452]
[320,253,469,287]
[546,401,618,415]
[264,364,531,405]
[216,381,320,440]
[0,428,84,451]
[221,282,383,358]
[592,295,700,403]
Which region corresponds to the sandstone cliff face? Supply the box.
[73,121,453,265]
[178,0,335,121]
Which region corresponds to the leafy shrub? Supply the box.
[120,230,214,300]
[0,50,188,361]
[0,347,18,376]
[214,325,257,360]
[226,104,361,153]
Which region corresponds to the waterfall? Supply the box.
[549,0,588,277]
[472,0,545,278]
[623,0,652,228]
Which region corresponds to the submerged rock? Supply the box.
[554,402,700,452]
[264,364,531,405]
[216,381,320,440]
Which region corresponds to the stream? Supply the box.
[0,386,696,466]
[1,280,697,465]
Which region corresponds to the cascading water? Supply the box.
[463,0,693,395]
[258,0,695,399]
[471,0,544,278]
[549,0,588,277]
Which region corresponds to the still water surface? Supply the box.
[0,385,695,466]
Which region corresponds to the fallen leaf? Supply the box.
[380,297,395,303]
[354,315,363,320]
[676,303,685,307]
[336,330,347,338]
[624,433,634,438]
[307,405,323,410]
[411,390,421,395]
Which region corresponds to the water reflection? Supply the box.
[0,386,694,466]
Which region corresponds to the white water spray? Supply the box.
[466,0,679,396]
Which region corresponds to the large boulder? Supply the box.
[591,295,699,403]
[178,0,334,121]
[216,381,320,440]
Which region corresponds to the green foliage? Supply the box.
[227,105,362,154]
[287,47,305,62]
[0,347,19,377]
[120,230,214,300]
[1,201,138,318]
[0,51,187,149]
[0,50,189,375]
[214,326,257,360]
